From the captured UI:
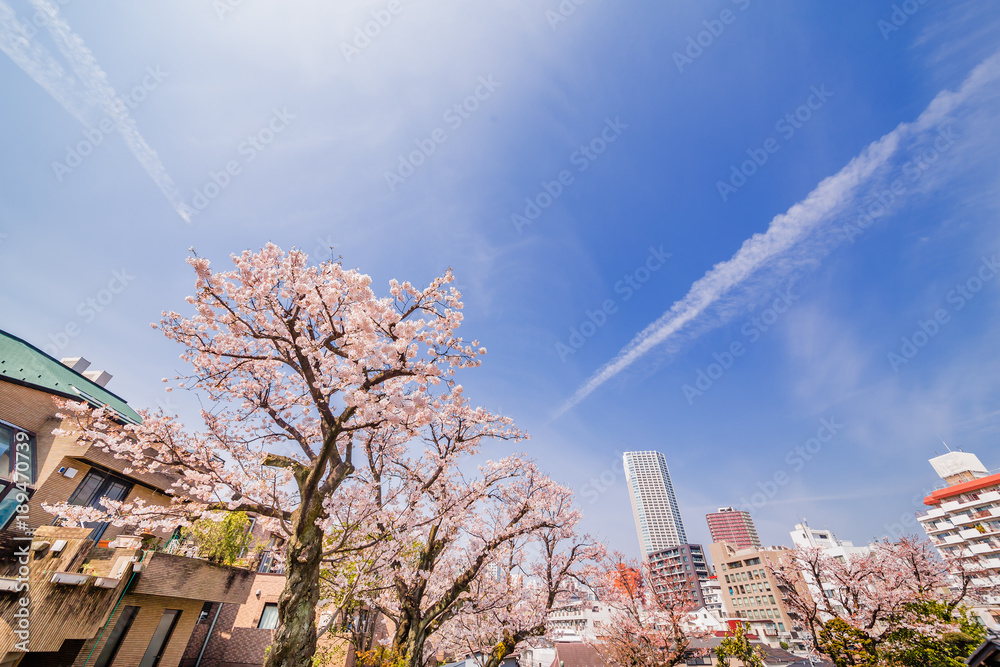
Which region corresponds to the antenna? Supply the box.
[937,434,952,452]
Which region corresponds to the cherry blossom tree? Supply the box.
[352,447,585,667]
[770,536,979,666]
[590,553,708,667]
[45,244,522,667]
[435,511,604,667]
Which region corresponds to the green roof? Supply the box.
[0,330,142,424]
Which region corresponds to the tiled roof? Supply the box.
[0,329,141,423]
[550,643,607,667]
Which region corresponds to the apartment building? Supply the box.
[546,600,611,642]
[707,542,808,652]
[789,521,870,558]
[0,329,286,667]
[647,544,709,608]
[700,576,726,619]
[706,507,761,551]
[917,450,1000,627]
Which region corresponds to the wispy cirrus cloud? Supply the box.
[553,50,1000,418]
[0,0,191,222]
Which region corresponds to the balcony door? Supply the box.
[65,468,134,541]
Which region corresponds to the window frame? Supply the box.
[258,602,280,630]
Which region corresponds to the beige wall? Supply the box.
[74,594,205,667]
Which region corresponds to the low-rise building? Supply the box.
[647,543,709,608]
[700,576,726,619]
[707,542,808,652]
[0,525,254,667]
[546,600,610,642]
[0,330,291,667]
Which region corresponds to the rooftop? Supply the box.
[923,470,1000,506]
[0,329,141,423]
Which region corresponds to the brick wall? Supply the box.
[185,573,285,667]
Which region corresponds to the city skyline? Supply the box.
[0,1,998,561]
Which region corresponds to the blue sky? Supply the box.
[2,0,1000,559]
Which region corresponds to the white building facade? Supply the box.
[917,451,1000,627]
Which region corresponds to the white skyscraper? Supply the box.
[623,451,688,555]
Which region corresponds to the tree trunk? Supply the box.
[265,507,324,667]
[394,616,428,667]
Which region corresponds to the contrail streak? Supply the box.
[0,0,191,222]
[554,51,1000,418]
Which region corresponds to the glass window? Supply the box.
[139,609,182,667]
[258,603,279,630]
[95,605,140,667]
[0,424,36,485]
[0,486,32,530]
[65,468,135,541]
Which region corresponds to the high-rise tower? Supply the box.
[623,451,688,556]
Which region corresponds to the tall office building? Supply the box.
[623,451,688,555]
[706,507,762,550]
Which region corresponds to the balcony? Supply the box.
[924,520,956,534]
[969,542,1000,555]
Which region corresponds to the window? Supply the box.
[197,601,215,624]
[95,605,140,667]
[65,468,134,541]
[258,603,279,630]
[0,423,36,529]
[138,609,182,667]
[0,423,35,484]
